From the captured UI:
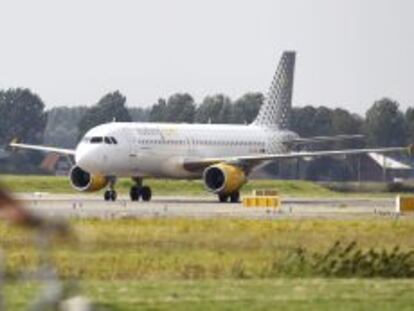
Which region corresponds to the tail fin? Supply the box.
[252,51,296,129]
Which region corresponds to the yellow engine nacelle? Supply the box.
[203,163,246,194]
[69,165,108,192]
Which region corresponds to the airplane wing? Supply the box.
[10,142,76,155]
[285,134,364,145]
[183,145,413,172]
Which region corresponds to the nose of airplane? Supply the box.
[75,149,95,171]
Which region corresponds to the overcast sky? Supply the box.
[0,0,413,114]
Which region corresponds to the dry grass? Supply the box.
[1,218,413,280]
[2,218,414,310]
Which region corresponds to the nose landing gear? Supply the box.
[104,177,117,201]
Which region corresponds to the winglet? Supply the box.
[9,138,19,151]
[10,138,19,145]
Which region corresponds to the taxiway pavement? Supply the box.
[16,193,408,220]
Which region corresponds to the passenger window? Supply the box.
[90,137,103,144]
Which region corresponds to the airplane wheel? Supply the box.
[130,185,141,201]
[110,190,117,201]
[230,191,240,203]
[219,194,229,203]
[105,190,117,201]
[104,190,111,201]
[141,186,152,202]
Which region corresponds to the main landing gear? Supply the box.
[218,191,240,203]
[129,177,152,202]
[103,177,152,202]
[104,189,117,201]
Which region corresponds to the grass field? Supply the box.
[2,218,414,280]
[1,218,414,309]
[0,174,337,197]
[5,279,414,311]
[0,185,411,310]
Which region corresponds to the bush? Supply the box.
[386,182,414,193]
[289,241,414,278]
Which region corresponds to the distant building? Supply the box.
[0,148,9,160]
[356,153,412,182]
[260,153,412,182]
[40,153,71,176]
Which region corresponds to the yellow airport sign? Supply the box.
[396,195,414,213]
[243,190,281,209]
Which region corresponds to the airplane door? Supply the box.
[186,135,195,156]
[127,128,140,171]
[128,127,164,176]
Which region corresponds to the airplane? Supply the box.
[10,51,413,202]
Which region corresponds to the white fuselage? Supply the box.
[75,122,297,178]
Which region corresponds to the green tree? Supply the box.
[78,91,131,139]
[312,107,333,136]
[164,93,195,123]
[331,108,364,148]
[149,98,167,122]
[0,88,47,174]
[0,88,47,145]
[195,94,232,124]
[405,107,414,144]
[291,106,362,139]
[290,106,318,137]
[231,93,263,124]
[331,108,363,135]
[129,107,150,122]
[44,106,88,148]
[365,98,407,147]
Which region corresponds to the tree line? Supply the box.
[0,88,412,173]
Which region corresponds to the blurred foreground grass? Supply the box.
[6,279,414,311]
[1,174,336,197]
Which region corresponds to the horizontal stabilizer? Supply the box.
[285,134,364,145]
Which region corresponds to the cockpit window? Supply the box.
[84,136,117,144]
[90,137,103,143]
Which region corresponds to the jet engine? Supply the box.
[203,163,246,194]
[69,165,108,192]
